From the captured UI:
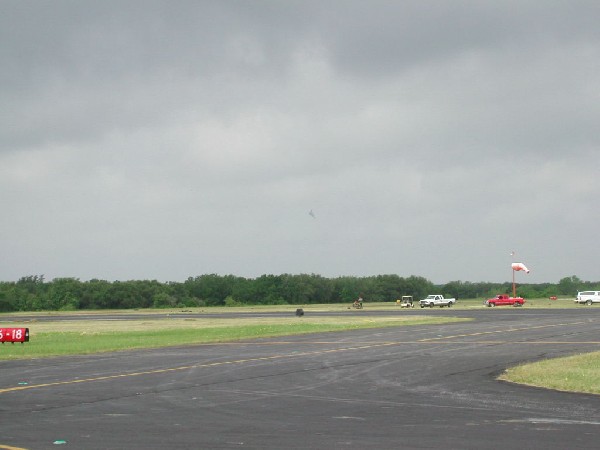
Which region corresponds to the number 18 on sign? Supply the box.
[0,328,30,344]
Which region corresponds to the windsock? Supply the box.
[511,262,530,273]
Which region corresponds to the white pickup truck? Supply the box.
[574,291,600,305]
[419,294,456,308]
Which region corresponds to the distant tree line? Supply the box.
[0,274,596,312]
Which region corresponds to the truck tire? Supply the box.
[429,303,434,308]
[587,300,592,306]
[448,302,452,307]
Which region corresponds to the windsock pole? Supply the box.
[511,252,516,297]
[512,269,516,298]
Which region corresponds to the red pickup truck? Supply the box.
[485,294,525,307]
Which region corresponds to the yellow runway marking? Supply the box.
[1,320,596,395]
[0,342,398,395]
[0,445,29,450]
[419,321,588,341]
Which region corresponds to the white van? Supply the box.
[575,291,600,305]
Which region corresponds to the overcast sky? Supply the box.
[1,1,599,284]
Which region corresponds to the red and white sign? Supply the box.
[0,328,29,343]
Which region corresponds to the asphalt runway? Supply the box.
[2,309,600,449]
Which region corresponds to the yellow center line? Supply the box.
[0,320,595,395]
[0,342,398,394]
[418,321,589,341]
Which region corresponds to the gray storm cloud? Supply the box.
[1,1,599,283]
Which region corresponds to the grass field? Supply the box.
[0,314,468,360]
[499,351,600,395]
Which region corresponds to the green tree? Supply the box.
[558,276,582,295]
[80,279,112,309]
[45,278,82,310]
[184,274,238,306]
[0,284,16,312]
[152,292,178,308]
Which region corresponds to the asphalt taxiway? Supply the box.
[2,308,600,449]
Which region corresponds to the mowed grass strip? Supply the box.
[0,316,468,360]
[499,351,600,395]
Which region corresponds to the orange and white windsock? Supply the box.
[511,262,530,273]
